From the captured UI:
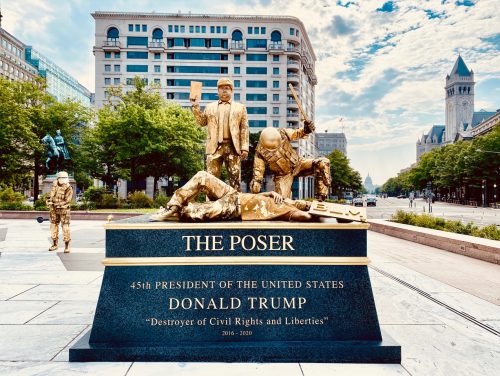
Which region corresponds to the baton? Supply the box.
[288,83,310,123]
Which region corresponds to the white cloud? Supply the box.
[2,0,499,183]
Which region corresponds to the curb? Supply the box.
[0,210,143,221]
[368,219,500,265]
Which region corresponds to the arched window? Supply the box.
[232,30,243,41]
[107,27,119,40]
[152,28,163,40]
[271,30,282,42]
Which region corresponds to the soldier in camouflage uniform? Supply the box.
[150,171,312,222]
[249,122,331,201]
[46,171,73,253]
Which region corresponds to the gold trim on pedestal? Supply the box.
[104,221,370,230]
[101,256,370,266]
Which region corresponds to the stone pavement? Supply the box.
[0,219,499,376]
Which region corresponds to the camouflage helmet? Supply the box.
[57,171,69,179]
[259,128,282,150]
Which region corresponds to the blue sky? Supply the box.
[3,0,499,185]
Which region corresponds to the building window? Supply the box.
[189,25,194,33]
[247,107,267,114]
[261,27,266,34]
[142,25,147,32]
[127,51,148,59]
[114,52,120,58]
[232,30,243,41]
[290,27,295,36]
[246,54,267,61]
[234,54,241,61]
[247,67,267,74]
[273,55,280,62]
[127,36,148,47]
[114,78,120,85]
[154,65,161,73]
[247,39,267,48]
[152,28,163,40]
[273,120,279,127]
[181,25,185,33]
[246,93,267,101]
[234,93,240,101]
[273,107,279,114]
[168,25,173,32]
[234,67,240,74]
[273,67,279,75]
[175,25,179,32]
[273,94,279,101]
[154,78,161,85]
[128,24,133,32]
[107,27,119,39]
[271,30,282,42]
[202,26,206,33]
[247,80,267,88]
[248,27,253,34]
[114,65,120,72]
[104,64,111,72]
[135,24,140,32]
[126,65,148,72]
[222,26,227,33]
[154,53,161,60]
[126,78,133,85]
[273,81,279,88]
[234,80,241,88]
[210,26,215,33]
[216,26,221,33]
[104,78,111,85]
[249,120,267,127]
[104,52,111,58]
[254,27,259,34]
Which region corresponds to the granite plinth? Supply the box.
[70,216,401,363]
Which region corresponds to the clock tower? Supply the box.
[444,56,475,143]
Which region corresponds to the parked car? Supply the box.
[353,197,363,207]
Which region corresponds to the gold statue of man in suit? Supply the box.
[191,78,249,191]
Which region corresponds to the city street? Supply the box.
[0,218,498,375]
[367,197,500,227]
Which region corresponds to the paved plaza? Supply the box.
[0,218,499,375]
[368,197,500,227]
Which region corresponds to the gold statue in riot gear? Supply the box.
[250,122,331,201]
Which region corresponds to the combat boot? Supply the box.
[49,239,58,251]
[64,241,71,253]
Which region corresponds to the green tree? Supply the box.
[81,78,205,193]
[0,77,91,199]
[327,149,363,196]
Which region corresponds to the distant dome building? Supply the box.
[364,174,375,194]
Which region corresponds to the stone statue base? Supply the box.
[69,216,401,363]
[41,176,77,202]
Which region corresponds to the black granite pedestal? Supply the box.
[70,216,401,363]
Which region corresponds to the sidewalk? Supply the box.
[0,219,499,375]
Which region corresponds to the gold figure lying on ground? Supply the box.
[250,123,331,201]
[150,171,365,223]
[46,171,73,253]
[191,78,249,191]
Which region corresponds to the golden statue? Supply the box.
[151,171,365,223]
[250,124,331,201]
[191,78,249,191]
[46,171,73,253]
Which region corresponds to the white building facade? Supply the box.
[316,131,347,156]
[92,11,319,198]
